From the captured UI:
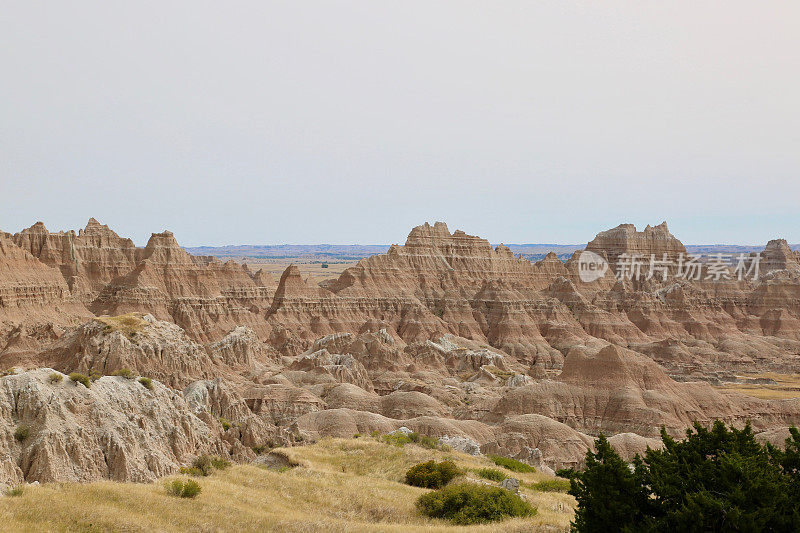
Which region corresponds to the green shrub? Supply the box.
[14,425,29,442]
[408,432,441,449]
[210,456,231,470]
[191,455,214,476]
[166,478,201,498]
[382,432,411,447]
[112,368,135,379]
[188,454,230,476]
[527,478,571,492]
[416,483,536,524]
[48,373,63,384]
[489,455,535,473]
[89,371,102,382]
[405,460,460,489]
[219,417,232,431]
[475,467,506,482]
[179,467,204,477]
[138,377,153,390]
[68,372,91,388]
[6,486,24,497]
[252,445,267,455]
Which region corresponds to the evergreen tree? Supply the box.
[569,434,645,532]
[570,421,800,532]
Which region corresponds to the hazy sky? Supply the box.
[1,2,798,246]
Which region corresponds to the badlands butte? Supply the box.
[1,218,800,488]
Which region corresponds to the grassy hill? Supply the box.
[0,437,575,531]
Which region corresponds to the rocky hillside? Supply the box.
[1,219,800,488]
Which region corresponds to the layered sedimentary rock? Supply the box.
[92,230,271,341]
[2,218,800,476]
[0,234,80,312]
[585,221,687,270]
[12,219,138,299]
[487,344,800,437]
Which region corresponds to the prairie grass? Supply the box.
[0,438,575,531]
[96,313,148,338]
[717,372,800,400]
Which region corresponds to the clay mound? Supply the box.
[755,427,797,448]
[379,390,451,419]
[293,408,398,439]
[559,344,678,391]
[0,369,227,489]
[243,383,326,426]
[607,433,663,461]
[321,383,382,412]
[293,408,495,444]
[487,344,798,437]
[480,414,594,469]
[38,313,217,388]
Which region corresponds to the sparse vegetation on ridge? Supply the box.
[525,478,571,493]
[14,425,30,442]
[96,313,147,339]
[112,368,134,379]
[68,372,90,388]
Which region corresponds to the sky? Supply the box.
[1,1,798,247]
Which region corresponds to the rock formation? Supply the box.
[2,218,800,480]
[0,369,226,490]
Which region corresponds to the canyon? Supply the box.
[1,218,800,489]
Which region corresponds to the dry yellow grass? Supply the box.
[717,372,800,400]
[244,260,358,285]
[0,438,574,532]
[95,313,148,337]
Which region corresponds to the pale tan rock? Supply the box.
[0,368,226,489]
[39,314,217,388]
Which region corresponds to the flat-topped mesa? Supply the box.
[585,222,686,269]
[761,239,800,273]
